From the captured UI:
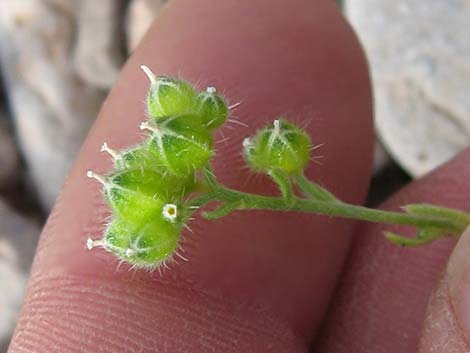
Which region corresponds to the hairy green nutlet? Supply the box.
[141,114,214,176]
[87,166,190,269]
[94,206,183,269]
[243,119,312,175]
[88,168,193,222]
[101,142,157,170]
[86,65,231,270]
[196,87,229,130]
[142,65,197,119]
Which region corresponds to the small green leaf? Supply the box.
[384,228,441,247]
[404,204,470,231]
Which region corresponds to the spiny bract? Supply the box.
[86,65,229,270]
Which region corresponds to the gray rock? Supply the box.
[0,0,106,210]
[74,0,126,88]
[0,199,39,351]
[0,111,19,189]
[126,0,167,51]
[346,0,470,177]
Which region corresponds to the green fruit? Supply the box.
[104,214,182,269]
[142,65,197,119]
[144,114,214,176]
[102,168,194,224]
[243,119,311,175]
[113,144,158,170]
[195,87,229,130]
[87,68,228,271]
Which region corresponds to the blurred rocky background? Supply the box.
[0,0,468,351]
[0,0,165,350]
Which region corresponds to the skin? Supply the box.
[7,0,469,352]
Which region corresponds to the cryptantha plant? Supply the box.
[87,65,470,271]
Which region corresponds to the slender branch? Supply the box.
[294,174,338,202]
[203,201,242,220]
[201,185,466,235]
[268,169,294,204]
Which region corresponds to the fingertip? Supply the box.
[11,0,373,351]
[316,148,470,353]
[419,228,470,352]
[419,225,470,352]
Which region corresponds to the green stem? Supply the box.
[191,164,469,246]
[203,201,242,220]
[294,174,338,202]
[202,186,466,235]
[268,169,294,204]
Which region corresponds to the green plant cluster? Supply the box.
[86,65,230,270]
[87,65,470,272]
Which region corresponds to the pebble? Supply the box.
[126,0,167,51]
[0,111,19,189]
[346,0,470,177]
[0,0,106,210]
[74,0,126,88]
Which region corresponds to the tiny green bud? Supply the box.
[141,65,197,119]
[195,86,229,130]
[243,119,311,175]
[141,114,214,176]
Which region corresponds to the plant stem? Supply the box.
[294,174,338,202]
[190,165,469,246]
[268,169,294,203]
[201,185,466,235]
